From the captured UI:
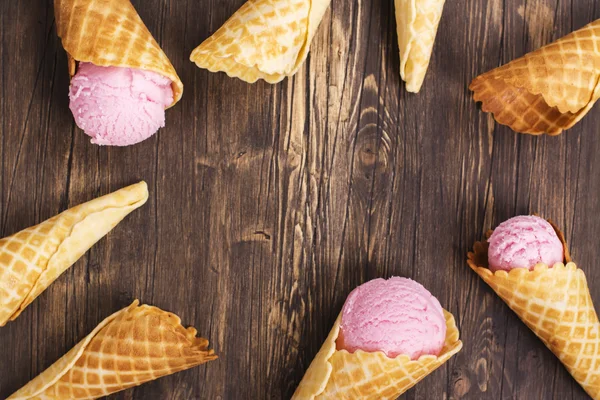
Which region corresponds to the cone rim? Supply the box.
[67,55,183,109]
[333,308,463,362]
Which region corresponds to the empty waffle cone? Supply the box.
[190,0,332,83]
[54,0,183,106]
[0,182,148,326]
[395,0,446,93]
[467,222,600,399]
[292,309,462,399]
[8,300,217,399]
[469,19,600,135]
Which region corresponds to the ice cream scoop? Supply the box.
[487,215,564,272]
[337,277,447,360]
[69,62,174,146]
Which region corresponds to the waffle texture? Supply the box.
[0,182,148,327]
[468,223,600,399]
[470,19,600,135]
[54,0,183,106]
[292,310,462,399]
[395,0,446,93]
[190,0,331,83]
[8,301,217,399]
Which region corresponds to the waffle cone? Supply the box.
[190,0,331,83]
[8,300,217,399]
[467,223,600,399]
[394,0,446,93]
[469,19,600,135]
[292,309,462,399]
[0,182,148,326]
[54,0,183,106]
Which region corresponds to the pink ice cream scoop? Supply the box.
[337,277,447,360]
[69,62,174,146]
[487,215,564,272]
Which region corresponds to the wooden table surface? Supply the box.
[1,0,600,399]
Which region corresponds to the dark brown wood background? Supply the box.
[1,0,599,399]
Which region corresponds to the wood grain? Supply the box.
[1,0,600,399]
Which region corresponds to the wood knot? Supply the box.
[451,369,472,398]
[356,132,391,174]
[359,143,377,168]
[475,357,488,392]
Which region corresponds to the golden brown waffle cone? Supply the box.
[292,309,462,399]
[54,0,183,106]
[189,0,331,84]
[8,300,217,399]
[394,0,446,93]
[467,222,600,399]
[0,182,148,327]
[469,19,600,135]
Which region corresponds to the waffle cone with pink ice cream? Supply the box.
[292,277,462,399]
[468,215,600,399]
[54,0,183,146]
